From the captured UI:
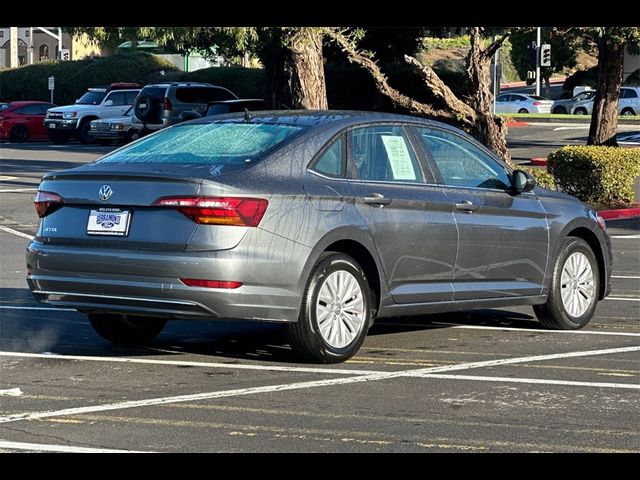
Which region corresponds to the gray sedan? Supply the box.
[27,111,612,363]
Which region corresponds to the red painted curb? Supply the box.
[530,157,548,167]
[599,206,640,220]
[506,121,529,127]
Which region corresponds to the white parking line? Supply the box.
[1,345,637,424]
[553,126,589,131]
[414,374,640,390]
[0,440,150,453]
[612,275,640,279]
[610,234,640,239]
[0,388,22,397]
[0,225,33,240]
[605,297,640,302]
[0,305,76,312]
[0,188,37,193]
[425,322,640,337]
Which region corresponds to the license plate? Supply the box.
[49,123,56,129]
[87,208,131,236]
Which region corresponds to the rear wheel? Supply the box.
[621,108,636,116]
[125,129,141,143]
[10,125,28,142]
[574,107,588,115]
[534,237,599,330]
[88,313,167,344]
[287,253,372,363]
[552,106,567,114]
[518,108,529,114]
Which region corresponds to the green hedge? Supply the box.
[0,53,178,105]
[547,146,640,206]
[521,166,556,190]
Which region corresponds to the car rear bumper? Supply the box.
[26,238,309,322]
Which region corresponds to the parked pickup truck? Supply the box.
[44,83,141,144]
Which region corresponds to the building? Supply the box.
[0,27,103,68]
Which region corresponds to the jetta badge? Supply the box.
[98,185,113,201]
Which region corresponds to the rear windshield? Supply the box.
[97,122,306,165]
[175,87,237,103]
[528,95,548,101]
[140,87,167,100]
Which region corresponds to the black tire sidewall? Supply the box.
[77,119,95,144]
[300,254,371,362]
[518,108,529,114]
[10,125,28,142]
[549,238,599,329]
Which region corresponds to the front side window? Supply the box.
[97,122,307,166]
[348,125,423,183]
[310,136,344,178]
[415,127,510,190]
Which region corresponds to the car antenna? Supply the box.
[243,108,251,122]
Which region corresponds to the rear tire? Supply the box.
[621,108,635,116]
[287,252,372,363]
[77,119,95,144]
[88,313,167,344]
[9,125,28,142]
[533,237,599,330]
[574,108,588,115]
[552,107,566,114]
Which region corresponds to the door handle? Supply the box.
[455,200,479,213]
[363,193,392,206]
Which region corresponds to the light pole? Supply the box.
[535,27,541,97]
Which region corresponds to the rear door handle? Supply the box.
[363,193,392,206]
[455,200,479,212]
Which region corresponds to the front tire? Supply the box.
[287,253,372,363]
[77,119,95,144]
[534,237,599,330]
[518,108,529,114]
[88,313,167,344]
[10,125,28,142]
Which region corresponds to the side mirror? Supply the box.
[511,170,536,193]
[104,100,114,107]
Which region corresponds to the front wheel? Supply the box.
[518,108,529,114]
[287,253,372,363]
[533,237,599,330]
[88,313,167,344]
[574,108,588,115]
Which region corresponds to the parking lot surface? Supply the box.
[1,135,638,452]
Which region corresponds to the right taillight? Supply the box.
[163,97,172,111]
[153,196,268,226]
[34,191,63,218]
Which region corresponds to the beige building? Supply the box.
[0,27,103,68]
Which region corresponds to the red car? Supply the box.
[0,101,57,142]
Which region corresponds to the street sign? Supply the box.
[48,76,55,91]
[59,49,70,61]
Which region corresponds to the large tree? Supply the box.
[327,27,515,164]
[585,28,640,146]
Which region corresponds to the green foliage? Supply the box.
[0,53,177,105]
[510,28,579,82]
[422,36,470,50]
[563,67,598,92]
[547,146,640,206]
[521,166,556,190]
[624,68,640,86]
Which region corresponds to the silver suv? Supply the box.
[133,82,238,130]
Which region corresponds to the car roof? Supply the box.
[193,109,464,132]
[142,82,218,88]
[6,100,54,107]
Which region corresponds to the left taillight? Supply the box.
[153,196,268,226]
[34,191,63,218]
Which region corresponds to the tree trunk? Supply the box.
[257,29,286,109]
[465,28,512,166]
[588,37,625,146]
[282,28,328,110]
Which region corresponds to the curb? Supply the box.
[599,205,640,220]
[506,121,529,127]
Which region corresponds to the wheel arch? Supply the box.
[566,227,607,300]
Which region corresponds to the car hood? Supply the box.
[48,104,97,114]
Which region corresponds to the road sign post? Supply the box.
[48,76,55,104]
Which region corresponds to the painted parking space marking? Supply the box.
[1,345,637,425]
[428,322,640,337]
[0,176,18,181]
[0,440,150,453]
[0,305,76,311]
[0,388,23,397]
[610,234,640,239]
[0,225,33,240]
[0,188,37,193]
[604,296,640,302]
[612,275,640,279]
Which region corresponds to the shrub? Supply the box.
[547,146,640,206]
[521,166,556,190]
[562,67,598,94]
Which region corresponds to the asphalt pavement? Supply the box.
[0,130,638,452]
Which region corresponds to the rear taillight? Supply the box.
[153,196,268,226]
[532,102,541,106]
[163,97,172,111]
[180,278,242,289]
[34,191,63,218]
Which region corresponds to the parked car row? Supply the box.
[1,82,264,145]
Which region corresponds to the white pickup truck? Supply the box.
[44,83,141,144]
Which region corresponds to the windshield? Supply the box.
[97,122,307,166]
[76,91,107,105]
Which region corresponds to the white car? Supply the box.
[572,87,640,116]
[495,93,553,114]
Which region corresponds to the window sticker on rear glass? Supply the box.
[380,135,416,181]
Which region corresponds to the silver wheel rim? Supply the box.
[560,252,594,318]
[316,270,366,349]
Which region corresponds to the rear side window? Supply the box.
[140,87,167,100]
[175,87,236,103]
[22,104,43,115]
[98,122,306,166]
[310,136,344,178]
[348,125,423,183]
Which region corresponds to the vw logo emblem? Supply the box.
[98,185,113,202]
